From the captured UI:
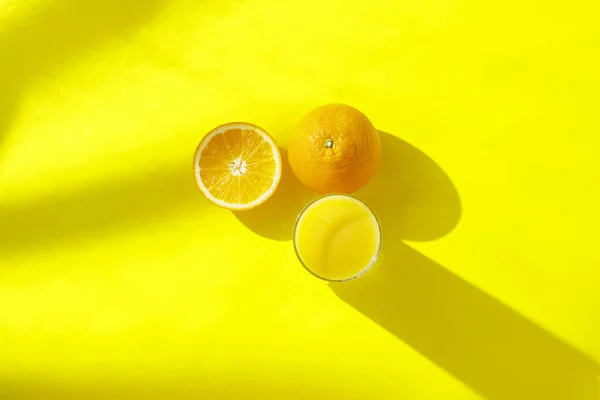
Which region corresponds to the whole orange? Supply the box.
[288,104,382,194]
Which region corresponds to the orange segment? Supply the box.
[193,122,282,210]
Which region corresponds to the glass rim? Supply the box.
[292,193,382,283]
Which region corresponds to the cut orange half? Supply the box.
[193,122,282,210]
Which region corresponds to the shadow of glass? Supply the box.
[332,132,599,399]
[332,244,599,399]
[233,149,316,241]
[0,162,206,255]
[0,0,170,163]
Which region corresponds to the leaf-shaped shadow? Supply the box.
[0,163,205,255]
[0,0,171,161]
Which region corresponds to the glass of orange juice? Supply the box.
[293,194,382,282]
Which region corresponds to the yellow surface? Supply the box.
[294,195,381,281]
[0,0,599,399]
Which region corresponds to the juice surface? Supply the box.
[294,195,381,281]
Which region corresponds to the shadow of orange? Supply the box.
[235,132,462,242]
[233,149,316,241]
[355,131,461,240]
[331,132,599,399]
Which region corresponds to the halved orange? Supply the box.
[193,122,282,210]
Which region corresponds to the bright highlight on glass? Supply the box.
[293,194,382,282]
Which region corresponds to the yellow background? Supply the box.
[1,0,599,399]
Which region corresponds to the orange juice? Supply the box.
[293,194,381,281]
